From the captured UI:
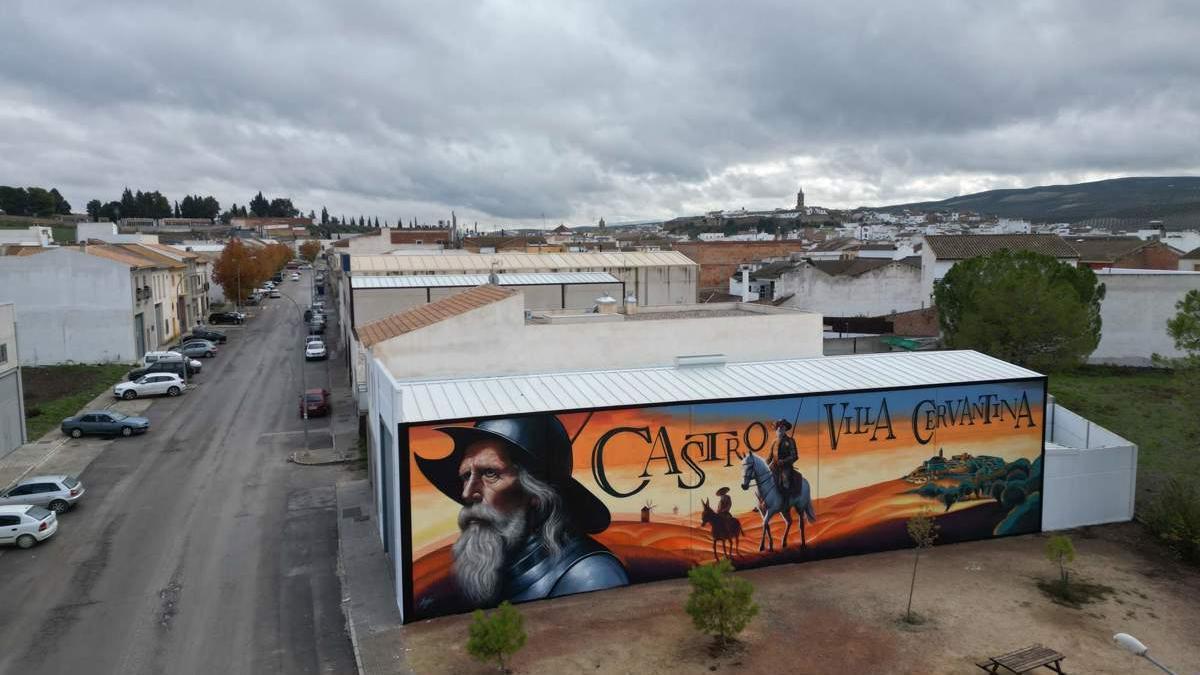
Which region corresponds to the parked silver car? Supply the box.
[0,475,86,513]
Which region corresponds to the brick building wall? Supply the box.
[1115,242,1181,270]
[890,306,940,337]
[673,241,806,290]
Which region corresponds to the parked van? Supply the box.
[142,351,185,367]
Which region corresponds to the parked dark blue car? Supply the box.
[60,411,150,438]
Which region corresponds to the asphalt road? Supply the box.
[0,270,357,675]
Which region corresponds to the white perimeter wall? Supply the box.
[374,294,824,381]
[1043,401,1137,531]
[1091,271,1200,365]
[0,248,136,365]
[780,264,924,316]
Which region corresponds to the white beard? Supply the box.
[452,503,528,605]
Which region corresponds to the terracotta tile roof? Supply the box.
[1065,236,1156,263]
[116,244,187,268]
[809,257,920,277]
[924,234,1079,260]
[82,243,160,269]
[358,285,518,348]
[0,244,51,256]
[1181,246,1200,260]
[142,242,199,259]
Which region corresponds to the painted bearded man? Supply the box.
[416,415,629,607]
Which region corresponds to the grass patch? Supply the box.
[1035,578,1115,609]
[1049,365,1200,491]
[22,363,133,440]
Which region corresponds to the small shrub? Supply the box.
[685,559,758,649]
[466,601,526,673]
[1045,534,1075,589]
[1142,478,1200,565]
[904,509,939,623]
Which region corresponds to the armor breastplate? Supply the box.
[503,532,629,602]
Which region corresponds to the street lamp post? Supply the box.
[1114,633,1178,674]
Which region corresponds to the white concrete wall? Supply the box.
[1043,402,1137,530]
[1091,270,1200,365]
[76,222,159,243]
[0,248,137,365]
[0,303,16,378]
[1179,258,1200,272]
[780,263,924,316]
[373,294,824,381]
[352,282,628,327]
[366,355,406,621]
[0,226,52,246]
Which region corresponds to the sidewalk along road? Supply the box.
[0,270,355,675]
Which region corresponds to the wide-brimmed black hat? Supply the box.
[715,487,730,496]
[415,414,611,534]
[774,419,793,431]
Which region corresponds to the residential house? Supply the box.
[1179,247,1200,272]
[1066,236,1181,270]
[920,234,1080,301]
[0,245,178,364]
[777,257,925,317]
[0,302,26,457]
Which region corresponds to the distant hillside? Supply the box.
[875,176,1200,224]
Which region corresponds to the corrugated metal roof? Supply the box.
[350,250,697,273]
[392,350,1042,424]
[351,271,621,289]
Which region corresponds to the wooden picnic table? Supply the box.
[976,644,1067,674]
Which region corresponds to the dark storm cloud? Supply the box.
[2,0,1198,225]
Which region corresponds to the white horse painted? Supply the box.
[740,451,817,551]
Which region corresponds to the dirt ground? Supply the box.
[400,522,1199,674]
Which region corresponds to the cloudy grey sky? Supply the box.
[2,1,1198,228]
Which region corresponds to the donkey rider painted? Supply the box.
[768,419,799,494]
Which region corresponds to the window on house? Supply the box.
[0,343,7,364]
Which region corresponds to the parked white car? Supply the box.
[291,272,301,281]
[0,505,58,549]
[304,340,327,361]
[114,373,186,399]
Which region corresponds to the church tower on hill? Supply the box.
[796,185,805,210]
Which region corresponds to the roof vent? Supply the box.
[596,293,618,314]
[675,354,727,368]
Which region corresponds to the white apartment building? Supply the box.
[0,245,180,364]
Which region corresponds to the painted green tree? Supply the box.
[466,601,526,673]
[934,250,1105,371]
[685,558,758,648]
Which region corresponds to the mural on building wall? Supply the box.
[406,380,1045,620]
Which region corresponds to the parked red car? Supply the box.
[300,388,331,417]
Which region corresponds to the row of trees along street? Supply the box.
[211,240,295,304]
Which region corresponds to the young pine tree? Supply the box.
[685,558,758,648]
[1045,535,1075,591]
[466,601,526,673]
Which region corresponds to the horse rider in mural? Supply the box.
[768,418,800,494]
[415,414,630,607]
